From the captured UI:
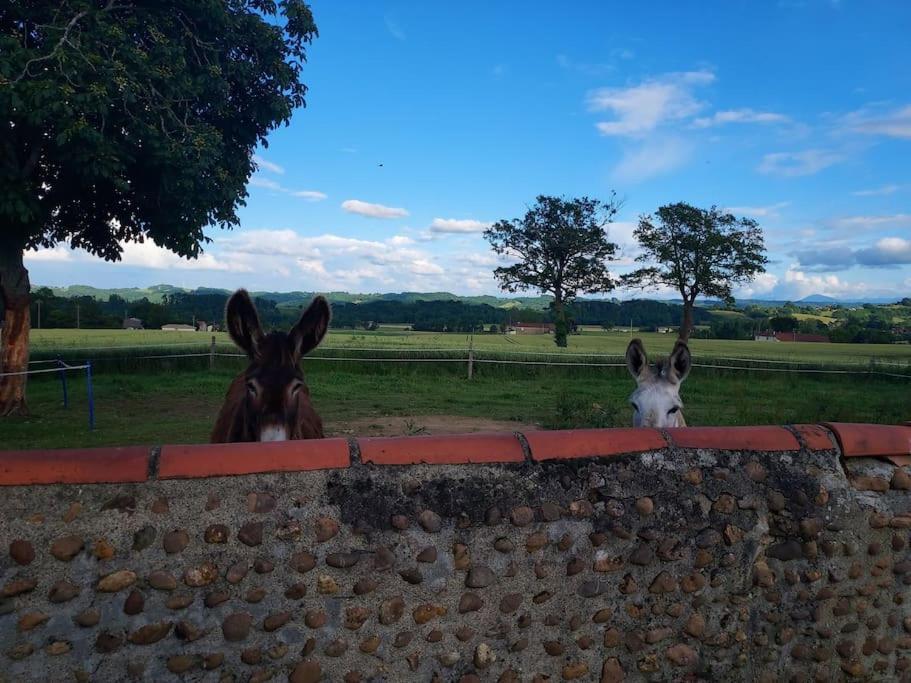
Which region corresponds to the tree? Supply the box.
[484,195,619,347]
[622,203,768,341]
[0,1,316,414]
[770,315,799,333]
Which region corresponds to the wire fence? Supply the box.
[7,342,909,434]
[21,343,911,379]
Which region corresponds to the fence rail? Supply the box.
[1,360,95,430]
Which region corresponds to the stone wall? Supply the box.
[0,423,909,682]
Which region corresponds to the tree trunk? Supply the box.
[553,297,568,348]
[679,300,694,342]
[0,248,31,416]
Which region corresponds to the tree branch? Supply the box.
[4,0,130,86]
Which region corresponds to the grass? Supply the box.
[3,327,908,450]
[1,355,909,450]
[792,312,837,325]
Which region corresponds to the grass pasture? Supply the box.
[27,327,911,364]
[2,327,909,450]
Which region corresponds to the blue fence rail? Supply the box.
[1,360,95,431]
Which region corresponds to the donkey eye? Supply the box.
[246,381,257,396]
[668,406,680,414]
[630,402,639,412]
[290,381,304,396]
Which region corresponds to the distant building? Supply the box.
[656,327,674,334]
[196,320,208,332]
[510,322,555,334]
[161,324,196,332]
[754,331,779,342]
[122,317,144,330]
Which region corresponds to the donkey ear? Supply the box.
[626,338,648,379]
[290,295,331,360]
[226,289,263,358]
[667,340,692,384]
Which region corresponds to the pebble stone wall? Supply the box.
[0,423,909,682]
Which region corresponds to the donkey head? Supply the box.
[226,289,330,441]
[625,338,691,428]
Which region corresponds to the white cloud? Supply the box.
[385,16,406,41]
[587,70,715,138]
[226,230,440,277]
[692,108,789,128]
[429,218,492,234]
[611,137,693,182]
[25,245,73,262]
[757,149,844,177]
[782,268,848,297]
[118,241,253,273]
[252,154,284,175]
[341,199,409,219]
[249,176,326,201]
[856,237,911,266]
[852,184,901,197]
[409,259,445,275]
[459,252,500,267]
[27,240,252,273]
[829,214,911,232]
[249,177,283,191]
[794,233,911,270]
[723,202,790,218]
[735,272,779,299]
[556,54,614,76]
[291,190,328,201]
[843,104,911,139]
[387,235,415,246]
[772,266,881,300]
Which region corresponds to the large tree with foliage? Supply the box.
[622,203,768,341]
[485,195,619,347]
[0,1,316,415]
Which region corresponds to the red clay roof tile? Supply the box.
[823,423,911,459]
[792,424,837,451]
[526,428,667,461]
[666,426,800,452]
[0,447,149,486]
[158,439,350,479]
[358,433,524,465]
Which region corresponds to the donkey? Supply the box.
[211,289,331,442]
[625,338,692,428]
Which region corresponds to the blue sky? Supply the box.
[28,0,911,301]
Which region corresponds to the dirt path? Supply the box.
[326,414,539,437]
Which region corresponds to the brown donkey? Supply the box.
[211,289,331,442]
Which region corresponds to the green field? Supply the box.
[2,327,909,450]
[27,327,911,364]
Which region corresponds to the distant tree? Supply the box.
[769,316,799,333]
[622,203,768,341]
[0,1,317,415]
[797,318,828,335]
[708,317,755,340]
[743,304,769,320]
[485,195,620,347]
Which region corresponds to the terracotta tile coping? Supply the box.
[0,423,908,485]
